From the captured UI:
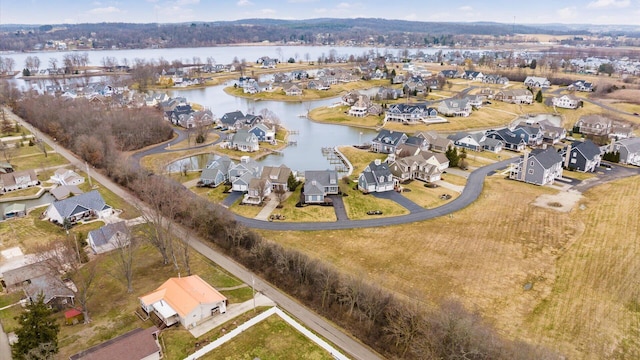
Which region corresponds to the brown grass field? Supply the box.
[257,174,640,359]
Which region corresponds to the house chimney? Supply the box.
[564,144,572,169]
[521,151,529,182]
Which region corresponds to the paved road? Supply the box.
[7,108,383,360]
[234,158,518,231]
[0,322,11,360]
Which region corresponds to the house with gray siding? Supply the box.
[509,148,564,186]
[303,170,339,204]
[613,137,640,166]
[358,159,395,193]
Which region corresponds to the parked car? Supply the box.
[424,183,439,188]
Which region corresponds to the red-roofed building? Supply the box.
[64,308,84,325]
[138,275,227,329]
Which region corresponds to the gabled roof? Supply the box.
[530,148,563,169]
[220,110,245,125]
[487,128,526,146]
[372,130,406,146]
[304,170,338,195]
[50,190,109,219]
[2,261,50,287]
[616,137,640,153]
[139,275,227,318]
[24,273,74,304]
[50,185,83,201]
[571,140,601,160]
[1,169,37,187]
[88,221,128,248]
[261,165,291,184]
[69,327,160,360]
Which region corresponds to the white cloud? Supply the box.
[288,0,317,2]
[587,0,630,8]
[176,0,200,4]
[87,6,123,15]
[557,6,577,20]
[337,2,351,9]
[459,6,473,11]
[260,8,276,14]
[237,0,253,6]
[314,8,328,13]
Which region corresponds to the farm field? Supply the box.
[258,174,640,359]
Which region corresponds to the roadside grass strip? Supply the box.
[184,307,349,360]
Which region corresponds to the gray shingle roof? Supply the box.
[51,190,109,219]
[617,137,640,153]
[531,148,563,169]
[572,140,601,160]
[24,274,74,304]
[88,221,128,248]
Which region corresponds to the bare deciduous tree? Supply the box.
[110,225,137,293]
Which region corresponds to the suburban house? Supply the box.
[44,190,112,225]
[261,165,292,191]
[552,95,582,109]
[509,148,564,186]
[531,120,567,144]
[178,109,215,129]
[230,128,259,152]
[463,70,484,81]
[348,95,382,117]
[50,168,84,186]
[512,125,545,146]
[485,128,527,152]
[358,159,395,193]
[139,275,227,329]
[388,153,443,183]
[439,69,464,78]
[249,123,276,142]
[1,169,39,193]
[2,261,75,310]
[564,140,602,172]
[220,111,263,130]
[69,327,161,360]
[283,83,303,96]
[24,273,76,311]
[87,221,130,254]
[419,151,450,171]
[482,74,509,85]
[494,89,533,104]
[384,104,439,124]
[371,130,408,154]
[437,98,472,117]
[303,170,339,204]
[574,115,612,136]
[229,156,261,192]
[199,155,235,188]
[244,178,271,204]
[524,76,550,88]
[448,132,503,152]
[404,136,430,151]
[568,80,594,92]
[612,137,640,166]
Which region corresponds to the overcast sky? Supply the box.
[2,0,639,25]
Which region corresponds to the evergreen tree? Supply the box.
[535,90,543,103]
[287,172,300,191]
[12,294,60,360]
[529,59,537,69]
[445,146,459,168]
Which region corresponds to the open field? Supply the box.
[190,184,230,203]
[140,148,211,173]
[11,153,68,172]
[258,174,640,358]
[198,315,334,360]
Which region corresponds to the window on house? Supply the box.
[571,158,577,164]
[530,161,534,166]
[528,169,534,174]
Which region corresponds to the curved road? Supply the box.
[6,109,382,360]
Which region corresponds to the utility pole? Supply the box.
[86,162,93,188]
[251,275,256,312]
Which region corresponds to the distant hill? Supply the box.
[0,18,637,52]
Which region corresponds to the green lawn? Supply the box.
[337,146,387,181]
[162,307,272,360]
[1,185,43,198]
[199,315,334,360]
[220,286,254,304]
[78,182,140,219]
[11,153,68,172]
[230,198,265,219]
[441,173,467,186]
[191,185,230,203]
[275,188,337,222]
[399,180,458,208]
[309,106,382,129]
[340,179,409,219]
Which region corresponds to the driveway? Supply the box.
[328,195,348,221]
[372,191,423,213]
[221,191,242,208]
[0,322,12,360]
[572,163,640,192]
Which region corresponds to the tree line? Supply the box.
[4,84,561,359]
